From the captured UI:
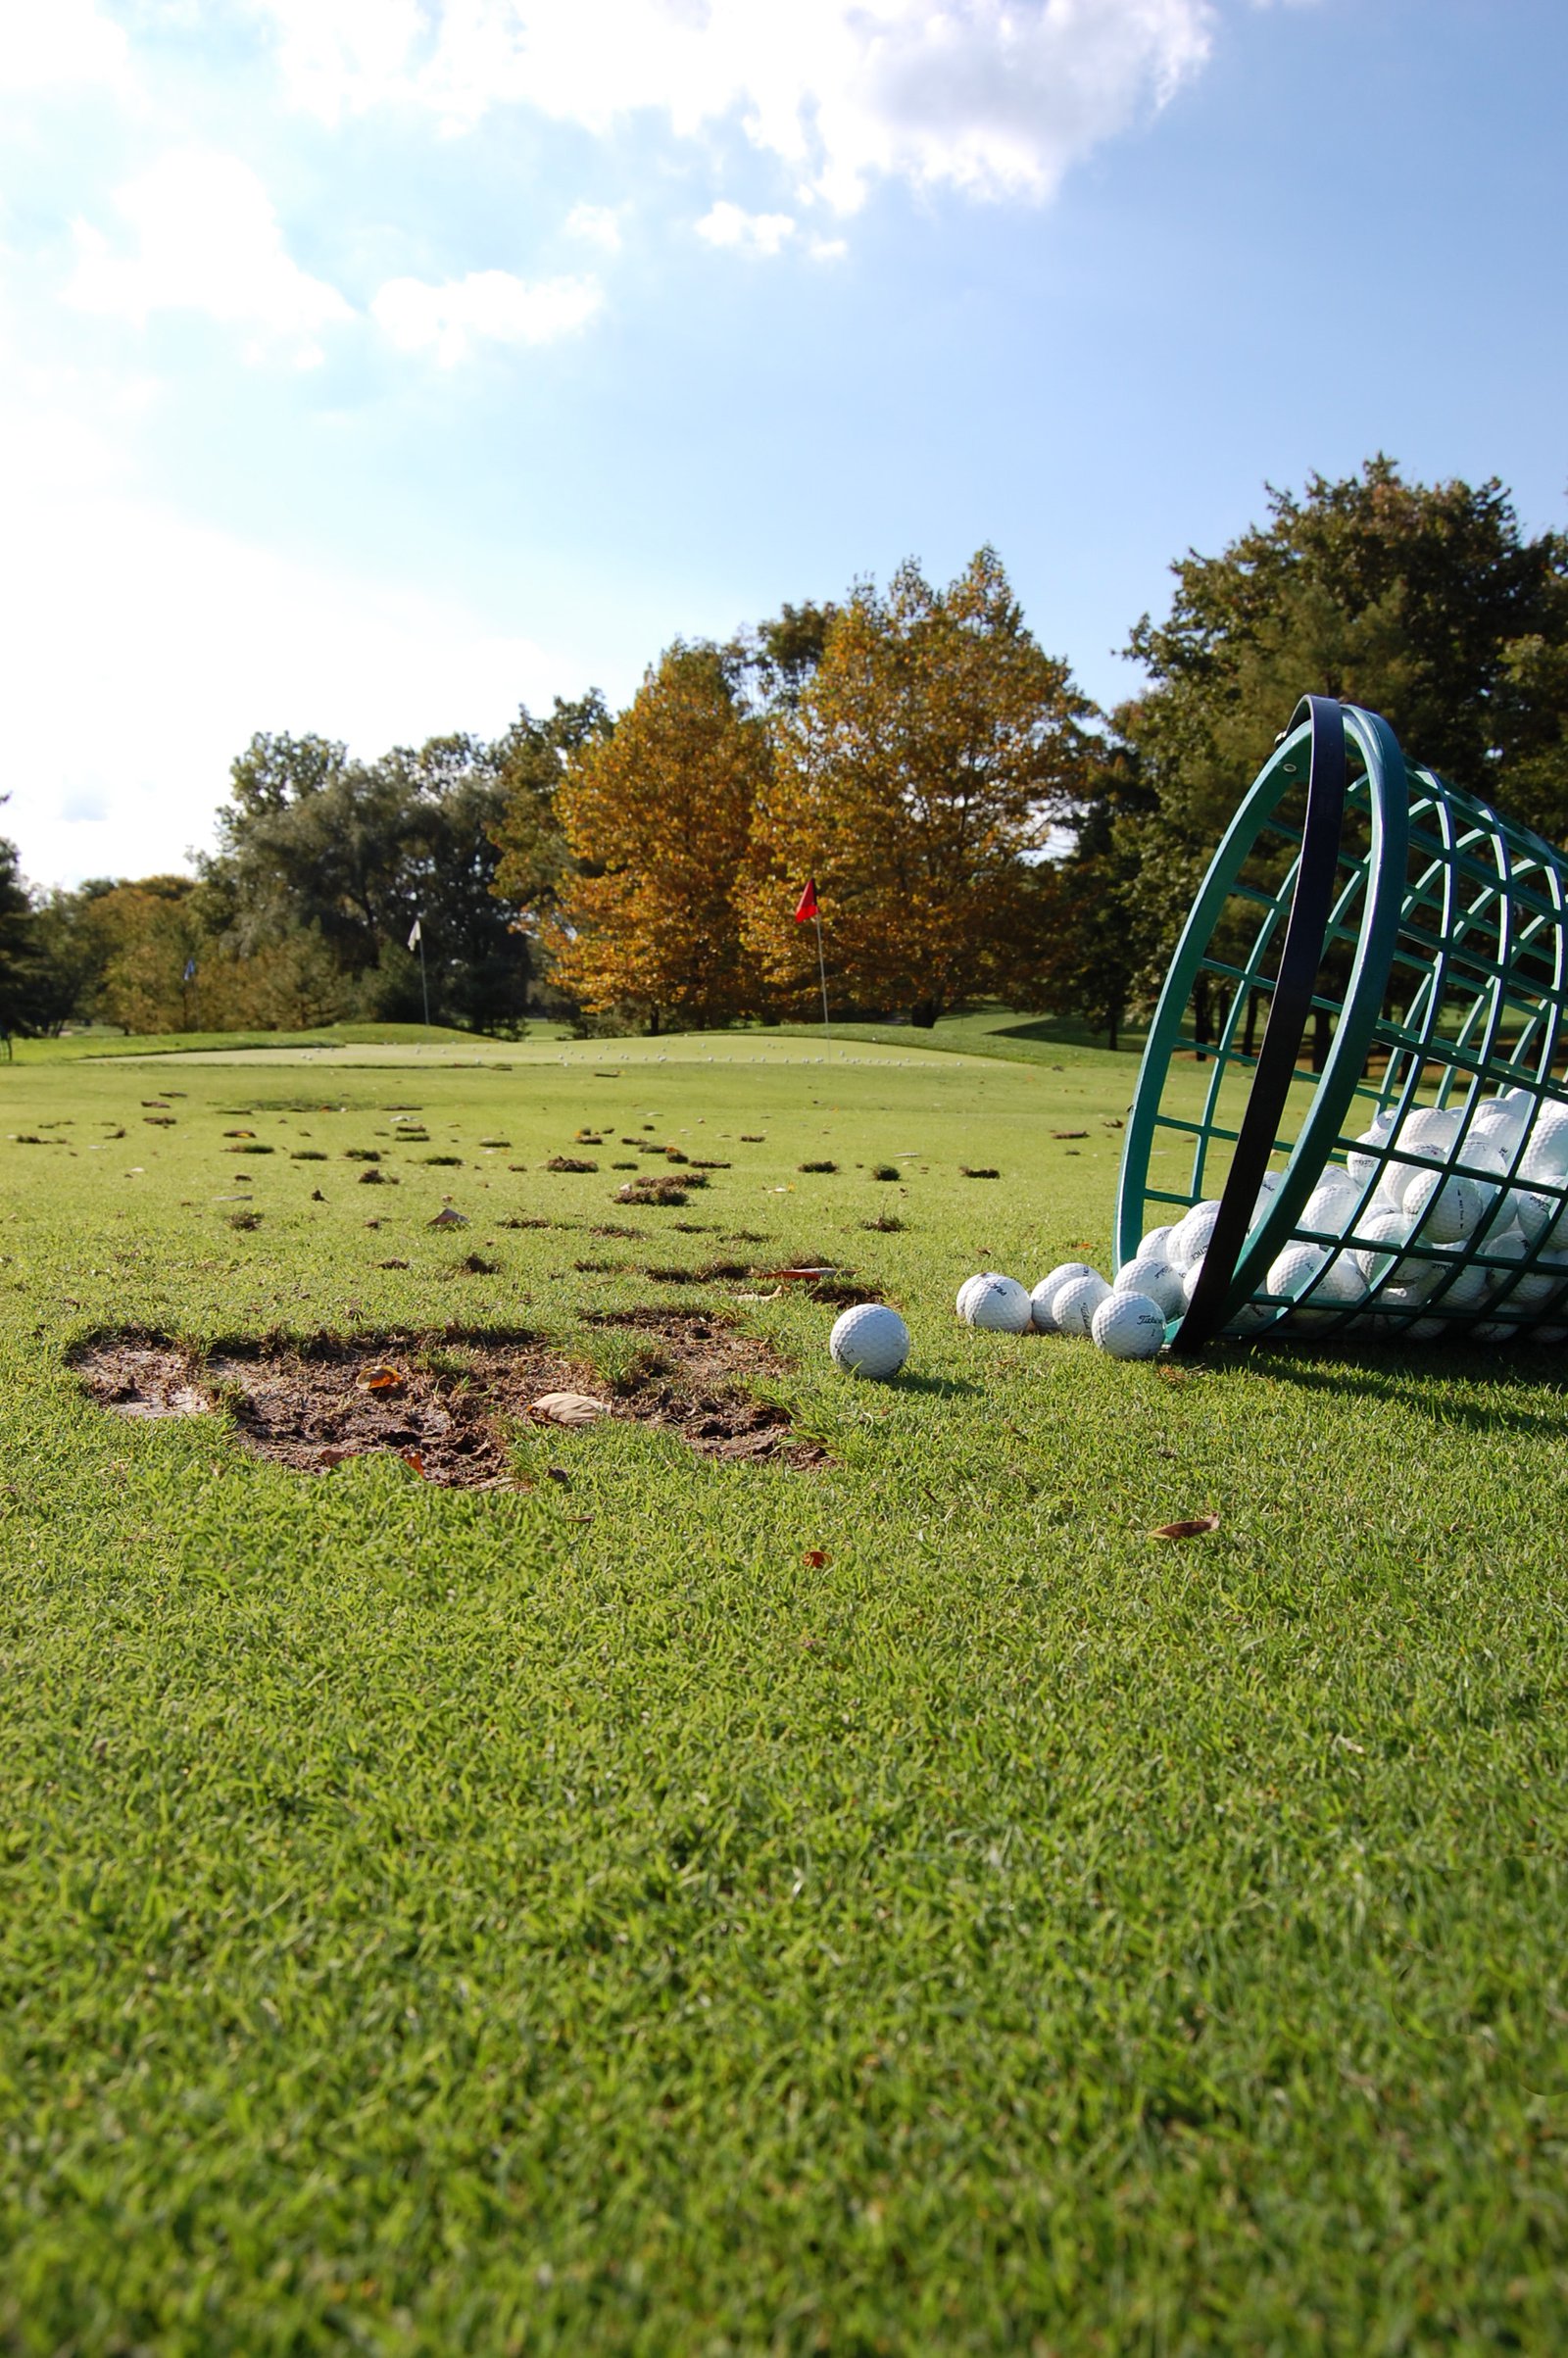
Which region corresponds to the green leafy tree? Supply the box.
[1118,460,1568,1056]
[208,724,563,1030]
[1127,458,1568,847]
[741,549,1094,1025]
[726,601,840,712]
[488,693,614,1007]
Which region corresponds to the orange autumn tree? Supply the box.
[547,643,768,1030]
[740,549,1094,1024]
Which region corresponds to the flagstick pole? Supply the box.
[417,924,430,1029]
[813,909,830,1039]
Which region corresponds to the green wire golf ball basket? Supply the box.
[1116,695,1568,1349]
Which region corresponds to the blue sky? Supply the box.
[2,0,1564,887]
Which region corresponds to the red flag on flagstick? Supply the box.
[794,879,818,923]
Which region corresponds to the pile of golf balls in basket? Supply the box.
[956,1084,1568,1357]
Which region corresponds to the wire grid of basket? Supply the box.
[1115,696,1568,1348]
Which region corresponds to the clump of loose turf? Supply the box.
[616,1171,708,1207]
[548,1154,599,1173]
[798,1159,838,1173]
[870,1162,900,1181]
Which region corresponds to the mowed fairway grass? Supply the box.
[3,1028,1568,2355]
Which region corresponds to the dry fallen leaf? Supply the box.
[428,1206,468,1228]
[402,1449,427,1477]
[1152,1513,1221,1542]
[528,1391,612,1427]
[356,1364,406,1394]
[803,1547,830,1568]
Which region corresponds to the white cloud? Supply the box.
[0,397,566,887]
[64,150,353,364]
[370,268,603,364]
[565,202,623,252]
[809,235,849,263]
[242,0,430,125]
[251,0,1216,211]
[0,0,130,91]
[695,201,796,257]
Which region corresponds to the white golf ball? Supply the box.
[1168,1200,1222,1271]
[956,1271,1007,1320]
[1352,1210,1440,1300]
[965,1274,1033,1334]
[1052,1270,1112,1337]
[1398,1105,1463,1154]
[1029,1263,1095,1333]
[1091,1291,1166,1359]
[1266,1239,1326,1301]
[1521,1109,1568,1187]
[1403,1167,1485,1245]
[1112,1254,1185,1318]
[1312,1250,1368,1307]
[1139,1225,1176,1262]
[1300,1176,1358,1238]
[1347,1111,1396,1187]
[1424,1253,1491,1314]
[829,1302,909,1380]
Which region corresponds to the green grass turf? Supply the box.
[4,1035,1568,2353]
[13,1020,576,1064]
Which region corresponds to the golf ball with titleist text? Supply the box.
[1091,1291,1166,1359]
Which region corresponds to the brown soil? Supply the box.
[71,1314,824,1487]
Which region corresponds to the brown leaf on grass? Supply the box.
[766,1264,840,1282]
[1152,1513,1220,1541]
[402,1449,427,1477]
[428,1206,467,1228]
[803,1547,830,1568]
[529,1391,612,1426]
[356,1364,406,1395]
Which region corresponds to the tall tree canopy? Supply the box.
[741,549,1093,1023]
[1084,461,1568,1053]
[1126,457,1568,845]
[546,646,768,1031]
[205,726,537,1030]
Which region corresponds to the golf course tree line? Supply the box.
[4,458,1565,1043]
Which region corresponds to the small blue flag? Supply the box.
[183,958,197,981]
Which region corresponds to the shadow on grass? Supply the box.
[1239,1342,1568,1442]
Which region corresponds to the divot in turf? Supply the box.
[71,1316,826,1484]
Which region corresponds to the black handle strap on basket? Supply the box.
[1175,695,1349,1352]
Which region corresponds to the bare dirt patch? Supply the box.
[72,1315,824,1486]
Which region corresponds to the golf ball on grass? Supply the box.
[1029,1263,1095,1332]
[1113,1254,1185,1318]
[1091,1291,1166,1359]
[964,1274,1033,1333]
[956,1271,1007,1320]
[829,1302,909,1380]
[1053,1270,1112,1337]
